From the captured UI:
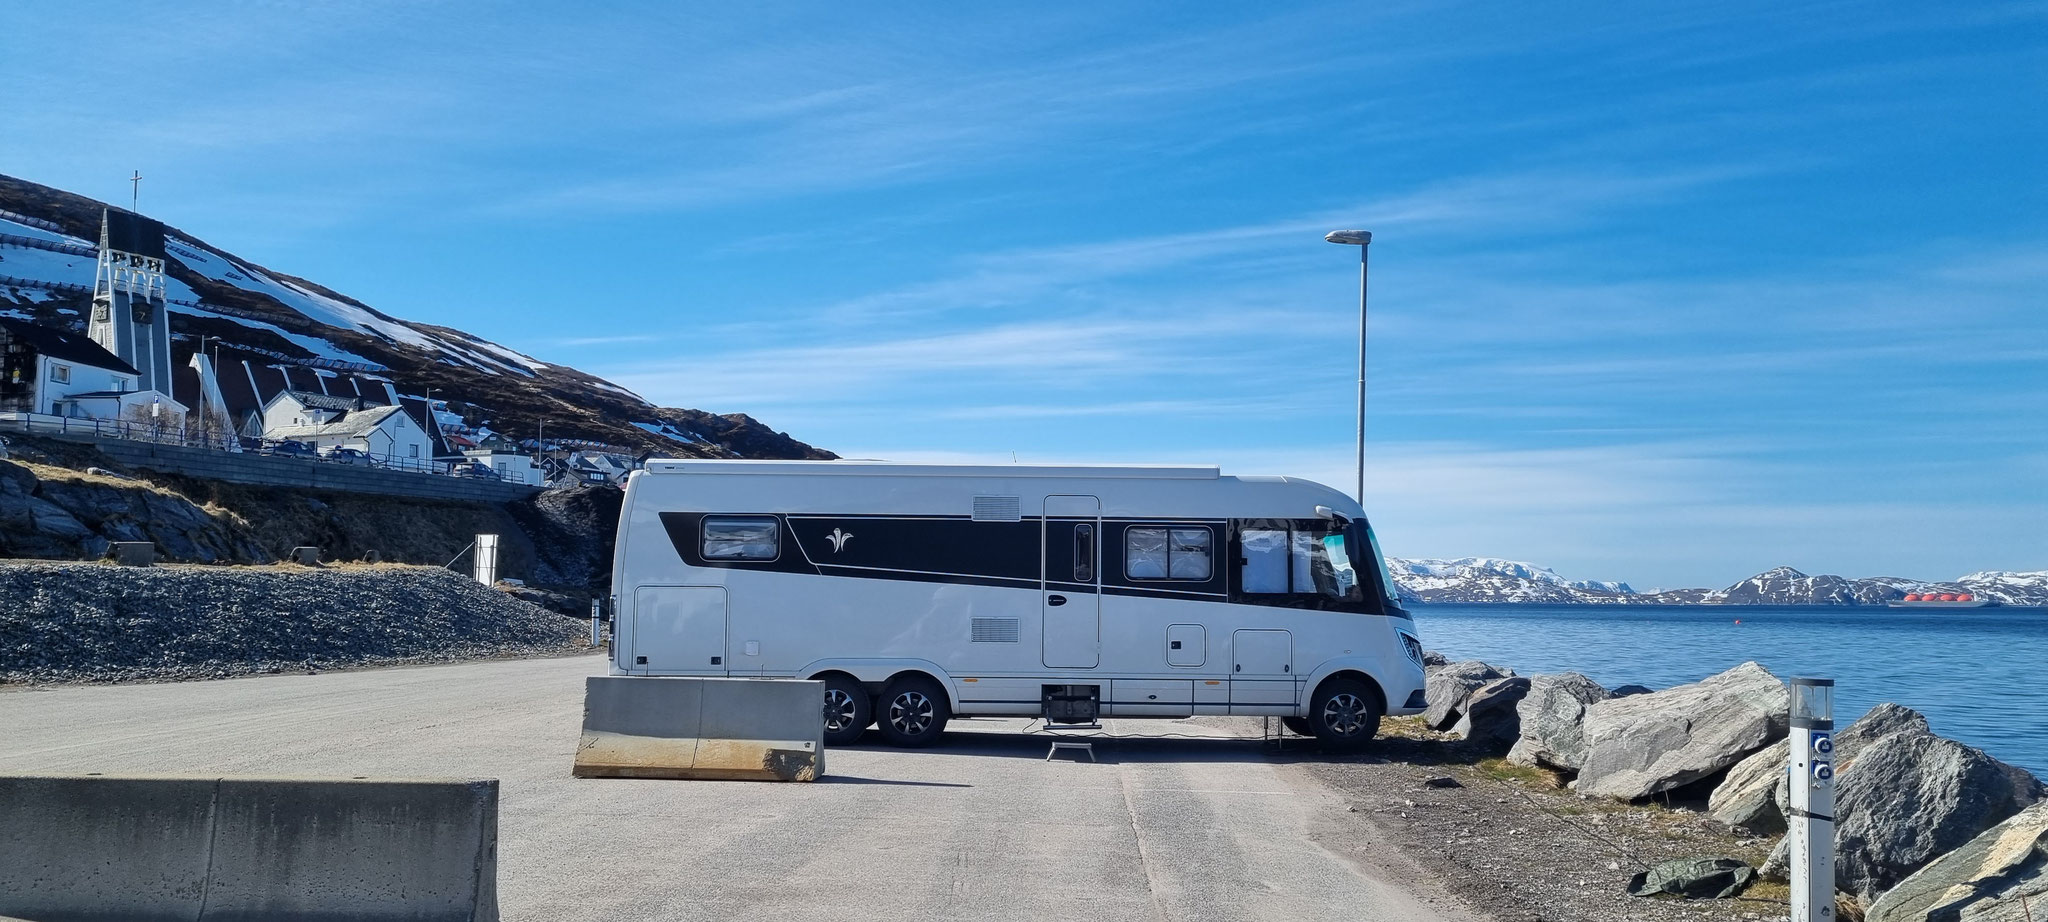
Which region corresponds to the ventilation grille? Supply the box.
[970,618,1021,643]
[971,495,1022,522]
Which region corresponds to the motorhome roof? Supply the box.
[641,459,1222,480]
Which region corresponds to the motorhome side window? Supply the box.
[702,516,779,560]
[1241,524,1362,601]
[1125,526,1213,580]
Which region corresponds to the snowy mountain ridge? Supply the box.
[1386,559,2048,606]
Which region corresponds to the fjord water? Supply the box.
[1414,603,2048,775]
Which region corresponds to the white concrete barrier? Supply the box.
[0,774,498,922]
[573,676,824,781]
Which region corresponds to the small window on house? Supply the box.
[408,444,419,458]
[702,516,779,561]
[1125,526,1214,581]
[50,364,70,384]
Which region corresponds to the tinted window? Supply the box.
[1126,525,1213,581]
[703,516,779,560]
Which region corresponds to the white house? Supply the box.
[261,402,434,464]
[0,317,187,425]
[565,450,635,486]
[463,436,544,485]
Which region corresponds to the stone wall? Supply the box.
[51,434,542,503]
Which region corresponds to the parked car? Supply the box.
[260,439,318,458]
[320,447,375,466]
[450,461,501,480]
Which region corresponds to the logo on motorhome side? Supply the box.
[825,527,855,552]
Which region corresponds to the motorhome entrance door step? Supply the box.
[1046,740,1096,762]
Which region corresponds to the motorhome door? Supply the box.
[630,586,727,675]
[1042,495,1101,668]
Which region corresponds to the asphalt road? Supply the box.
[0,655,1481,922]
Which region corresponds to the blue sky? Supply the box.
[4,2,2043,588]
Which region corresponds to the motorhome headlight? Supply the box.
[1400,632,1424,666]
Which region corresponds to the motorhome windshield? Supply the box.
[1358,522,1401,604]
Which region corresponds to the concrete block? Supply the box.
[107,541,155,566]
[289,546,320,565]
[0,774,498,922]
[573,676,824,782]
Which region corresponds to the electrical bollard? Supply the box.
[1789,677,1836,921]
[589,598,603,647]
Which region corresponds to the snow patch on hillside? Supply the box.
[164,238,437,350]
[0,216,91,246]
[632,421,701,445]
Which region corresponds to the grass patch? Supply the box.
[1476,757,1563,787]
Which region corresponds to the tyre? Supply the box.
[876,675,950,748]
[820,674,873,746]
[1308,677,1382,753]
[1281,716,1316,737]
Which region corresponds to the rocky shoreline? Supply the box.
[0,561,589,685]
[1380,651,2048,921]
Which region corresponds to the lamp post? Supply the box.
[1324,229,1372,506]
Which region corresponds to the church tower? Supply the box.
[88,209,173,395]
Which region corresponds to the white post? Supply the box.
[1789,677,1837,921]
[474,533,499,585]
[589,598,603,646]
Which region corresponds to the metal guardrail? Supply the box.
[0,209,68,234]
[0,413,237,451]
[0,413,549,485]
[0,273,93,296]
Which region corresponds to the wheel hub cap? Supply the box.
[890,692,932,734]
[1322,693,1368,736]
[823,689,858,732]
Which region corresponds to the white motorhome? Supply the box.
[609,460,1426,750]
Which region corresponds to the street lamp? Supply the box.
[1324,229,1372,507]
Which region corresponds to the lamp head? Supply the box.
[1324,229,1373,246]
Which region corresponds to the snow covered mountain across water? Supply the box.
[0,173,829,459]
[1389,558,1636,603]
[1387,559,2048,607]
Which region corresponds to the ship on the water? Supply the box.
[1887,592,1996,609]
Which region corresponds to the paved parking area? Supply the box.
[0,655,1480,922]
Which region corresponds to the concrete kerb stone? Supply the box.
[573,676,825,782]
[0,774,499,922]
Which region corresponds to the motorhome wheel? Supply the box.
[878,676,951,748]
[1309,677,1382,752]
[820,674,874,746]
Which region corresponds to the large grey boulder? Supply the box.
[1711,703,1931,834]
[1506,672,1610,772]
[1452,676,1532,748]
[1576,661,1788,800]
[1763,730,2045,903]
[1866,799,2048,922]
[1710,741,1789,833]
[1423,660,1513,730]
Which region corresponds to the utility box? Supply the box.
[1042,685,1101,725]
[107,542,154,567]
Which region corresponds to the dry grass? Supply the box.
[1476,756,1565,787]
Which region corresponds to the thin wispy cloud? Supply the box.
[5,1,2039,586]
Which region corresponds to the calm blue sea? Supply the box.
[1412,603,2048,776]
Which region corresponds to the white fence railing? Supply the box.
[0,412,238,452]
[0,412,530,483]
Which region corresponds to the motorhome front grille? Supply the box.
[971,495,1022,522]
[970,618,1021,643]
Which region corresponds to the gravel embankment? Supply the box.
[1307,717,1787,922]
[0,561,588,684]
